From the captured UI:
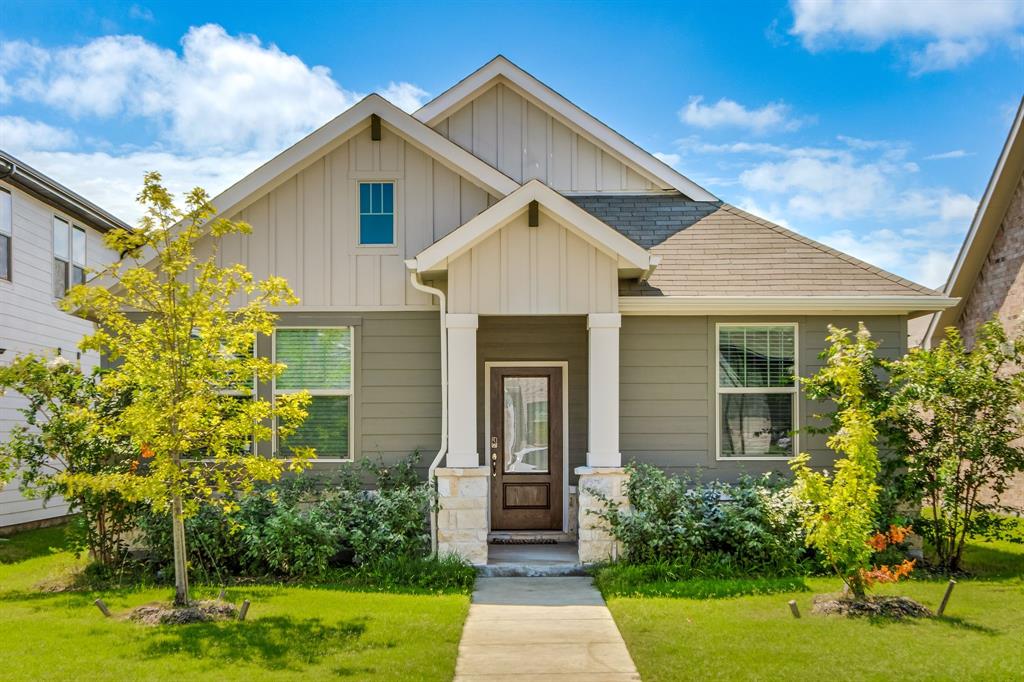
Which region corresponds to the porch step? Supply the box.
[480,541,588,577]
[487,530,576,544]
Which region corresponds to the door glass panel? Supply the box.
[503,376,549,473]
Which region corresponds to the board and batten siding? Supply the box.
[0,181,118,528]
[447,211,619,314]
[620,314,908,481]
[433,82,668,193]
[209,126,499,310]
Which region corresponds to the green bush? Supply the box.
[591,462,810,576]
[136,454,437,581]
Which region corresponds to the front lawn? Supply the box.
[0,525,470,681]
[604,535,1024,681]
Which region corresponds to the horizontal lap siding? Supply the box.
[620,315,907,482]
[0,182,119,527]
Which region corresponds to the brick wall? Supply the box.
[956,171,1024,511]
[957,174,1024,346]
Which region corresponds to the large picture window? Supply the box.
[274,328,353,460]
[717,324,797,459]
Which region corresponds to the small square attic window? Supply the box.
[359,182,394,245]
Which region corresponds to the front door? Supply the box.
[489,366,563,530]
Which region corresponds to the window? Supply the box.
[717,324,797,459]
[0,189,10,281]
[274,328,353,459]
[53,217,86,297]
[358,182,394,245]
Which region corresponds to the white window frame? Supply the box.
[715,322,799,461]
[356,179,397,248]
[218,339,258,456]
[0,187,12,283]
[52,215,86,298]
[272,326,355,462]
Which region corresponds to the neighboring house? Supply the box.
[0,151,129,531]
[922,97,1024,511]
[143,57,955,564]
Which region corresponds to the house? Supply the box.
[0,151,129,532]
[145,57,955,564]
[921,97,1024,510]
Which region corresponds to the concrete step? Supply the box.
[487,530,576,543]
[477,562,590,577]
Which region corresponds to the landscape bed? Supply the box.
[0,526,470,682]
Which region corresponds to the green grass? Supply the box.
[0,526,470,681]
[605,537,1024,681]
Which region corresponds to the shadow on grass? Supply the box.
[960,543,1024,580]
[141,615,381,672]
[594,565,810,600]
[0,525,68,564]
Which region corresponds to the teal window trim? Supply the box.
[358,181,396,246]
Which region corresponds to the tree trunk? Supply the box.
[171,495,190,606]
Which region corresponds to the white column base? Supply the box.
[575,466,629,564]
[436,466,489,566]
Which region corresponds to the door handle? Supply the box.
[491,451,497,477]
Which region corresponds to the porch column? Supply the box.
[577,312,627,564]
[436,313,488,565]
[446,313,479,467]
[586,312,621,467]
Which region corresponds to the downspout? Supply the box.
[406,260,448,556]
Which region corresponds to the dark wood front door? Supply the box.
[489,366,563,530]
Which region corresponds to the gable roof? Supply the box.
[414,56,717,202]
[0,150,131,233]
[206,94,521,224]
[409,179,653,273]
[924,96,1024,347]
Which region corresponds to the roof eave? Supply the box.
[619,295,960,316]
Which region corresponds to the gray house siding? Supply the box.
[256,311,442,475]
[620,314,908,481]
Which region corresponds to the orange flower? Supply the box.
[141,444,155,459]
[868,532,888,551]
[887,525,910,544]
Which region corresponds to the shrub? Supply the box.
[591,461,809,576]
[135,454,435,581]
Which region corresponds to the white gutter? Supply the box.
[406,260,448,556]
[618,295,959,316]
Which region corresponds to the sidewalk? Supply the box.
[453,577,640,681]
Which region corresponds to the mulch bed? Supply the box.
[811,594,933,619]
[128,599,237,625]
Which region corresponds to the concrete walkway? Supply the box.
[453,577,640,681]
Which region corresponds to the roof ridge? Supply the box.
[718,203,940,296]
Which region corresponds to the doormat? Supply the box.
[489,538,558,545]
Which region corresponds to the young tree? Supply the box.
[791,324,884,598]
[886,320,1024,572]
[0,356,136,566]
[62,172,313,605]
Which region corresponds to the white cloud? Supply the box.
[14,148,272,224]
[0,116,76,153]
[0,25,430,153]
[129,4,155,22]
[789,0,1024,74]
[377,81,429,113]
[924,149,970,160]
[653,151,681,167]
[818,228,955,288]
[680,96,804,133]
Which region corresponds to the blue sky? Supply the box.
[1,0,1022,287]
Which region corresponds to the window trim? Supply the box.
[0,187,11,283]
[271,326,355,462]
[715,322,799,461]
[217,338,259,457]
[356,180,397,248]
[51,215,87,299]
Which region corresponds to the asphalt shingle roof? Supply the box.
[568,194,940,297]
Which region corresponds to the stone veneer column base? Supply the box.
[575,466,628,564]
[436,466,489,566]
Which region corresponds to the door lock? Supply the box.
[490,451,497,477]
